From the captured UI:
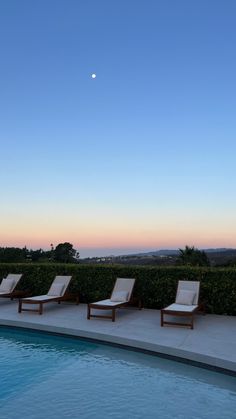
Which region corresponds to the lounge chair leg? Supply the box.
[112,309,115,322]
[138,299,142,310]
[39,302,43,315]
[18,300,22,313]
[191,315,194,329]
[199,302,206,315]
[160,310,164,326]
[87,305,91,320]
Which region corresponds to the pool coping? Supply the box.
[1,316,236,377]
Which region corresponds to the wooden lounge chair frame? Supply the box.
[87,277,136,322]
[0,274,24,300]
[18,275,74,315]
[161,280,203,329]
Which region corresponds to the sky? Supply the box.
[0,0,236,258]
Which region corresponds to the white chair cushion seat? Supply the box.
[22,295,59,301]
[92,299,126,307]
[164,303,198,313]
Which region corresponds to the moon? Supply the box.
[91,73,96,79]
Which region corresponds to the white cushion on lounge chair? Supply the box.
[88,278,136,321]
[23,295,61,301]
[111,278,135,301]
[110,291,129,302]
[0,278,15,293]
[175,290,195,305]
[165,303,198,313]
[92,299,125,307]
[47,283,65,296]
[161,281,201,329]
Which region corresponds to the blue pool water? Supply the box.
[0,328,235,419]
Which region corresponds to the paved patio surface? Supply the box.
[0,299,235,373]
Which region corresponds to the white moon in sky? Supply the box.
[91,73,96,79]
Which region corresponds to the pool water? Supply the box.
[0,328,235,419]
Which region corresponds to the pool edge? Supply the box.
[0,318,235,377]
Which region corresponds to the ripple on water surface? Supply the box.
[0,327,235,419]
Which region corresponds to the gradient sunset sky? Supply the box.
[1,1,236,257]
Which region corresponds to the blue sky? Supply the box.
[0,0,236,257]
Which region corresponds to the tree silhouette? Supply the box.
[176,245,210,266]
[54,242,78,263]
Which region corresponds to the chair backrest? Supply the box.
[176,280,200,305]
[47,276,72,296]
[111,278,136,302]
[0,274,23,293]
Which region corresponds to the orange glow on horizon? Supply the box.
[1,230,236,252]
[1,208,236,251]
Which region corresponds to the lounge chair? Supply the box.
[0,274,23,300]
[18,275,72,314]
[161,280,202,329]
[87,277,136,322]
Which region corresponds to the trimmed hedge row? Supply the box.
[0,263,236,315]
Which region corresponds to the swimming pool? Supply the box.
[0,327,235,419]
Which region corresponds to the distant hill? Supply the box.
[82,248,236,267]
[130,249,179,257]
[117,248,236,267]
[128,248,236,257]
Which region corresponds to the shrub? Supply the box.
[0,263,235,315]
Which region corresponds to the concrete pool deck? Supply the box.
[0,299,235,374]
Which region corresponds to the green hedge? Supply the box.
[0,263,235,315]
